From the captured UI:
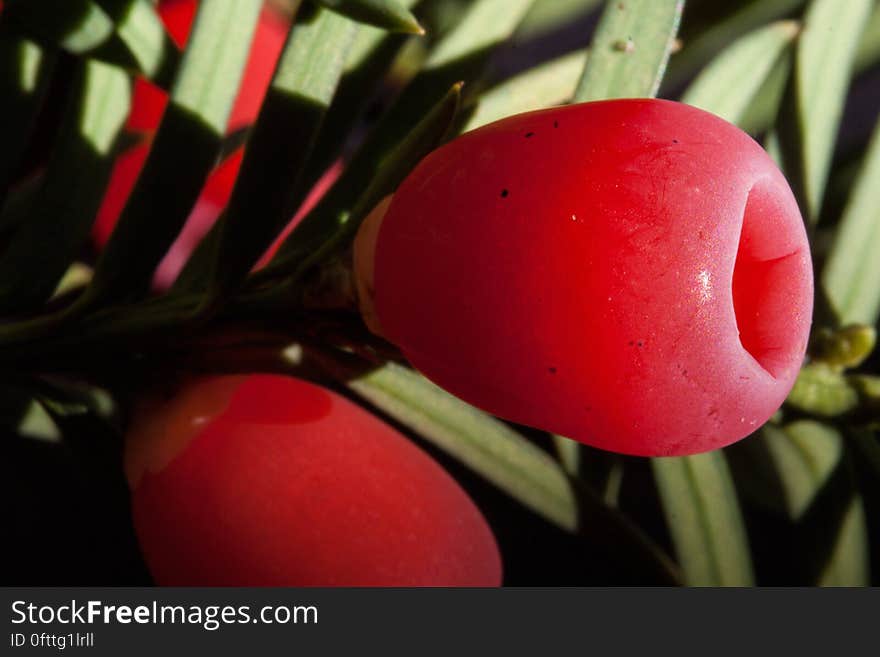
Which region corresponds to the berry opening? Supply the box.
[731,180,806,379]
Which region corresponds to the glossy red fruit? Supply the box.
[125,374,502,586]
[360,99,813,457]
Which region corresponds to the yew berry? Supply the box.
[357,99,813,457]
[125,375,502,586]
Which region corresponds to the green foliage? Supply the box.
[463,51,585,131]
[80,0,262,308]
[203,8,358,303]
[786,0,872,223]
[574,0,683,101]
[0,59,129,314]
[314,0,424,34]
[268,0,536,272]
[0,0,878,586]
[3,0,179,85]
[0,35,55,200]
[652,452,755,586]
[346,359,580,531]
[823,120,880,325]
[680,20,797,125]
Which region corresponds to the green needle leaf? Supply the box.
[853,2,880,73]
[652,451,755,586]
[298,0,418,192]
[759,422,870,586]
[2,0,179,85]
[270,81,461,295]
[269,0,535,270]
[201,8,355,302]
[663,0,806,92]
[2,0,114,54]
[463,50,586,131]
[93,0,181,86]
[0,59,130,314]
[822,117,880,326]
[0,35,55,201]
[736,48,793,135]
[79,0,261,308]
[681,20,798,126]
[574,0,683,102]
[552,434,581,477]
[515,0,603,40]
[790,0,872,222]
[759,422,842,520]
[348,361,579,531]
[0,174,42,238]
[817,497,870,586]
[313,0,424,34]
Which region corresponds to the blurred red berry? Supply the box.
[126,374,503,586]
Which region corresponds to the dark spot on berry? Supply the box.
[525,132,535,138]
[548,367,557,374]
[553,121,558,128]
[500,189,509,198]
[637,341,643,347]
[673,138,679,143]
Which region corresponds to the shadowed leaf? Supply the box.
[822,117,880,325]
[736,47,792,135]
[269,0,535,272]
[198,8,355,302]
[652,451,755,585]
[0,60,130,314]
[93,0,180,86]
[681,20,798,126]
[515,0,602,40]
[664,0,805,91]
[299,0,420,190]
[0,35,55,202]
[760,422,870,586]
[271,81,461,298]
[314,0,424,34]
[3,0,179,85]
[463,50,585,131]
[552,434,581,477]
[759,422,841,519]
[347,361,579,531]
[854,2,880,73]
[78,0,261,308]
[789,0,872,222]
[2,0,114,54]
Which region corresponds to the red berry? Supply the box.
[359,99,813,457]
[125,375,502,586]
